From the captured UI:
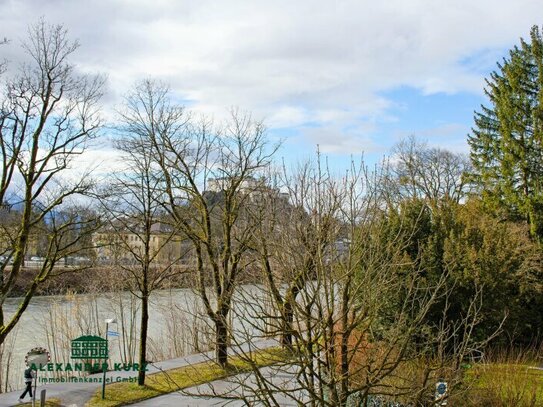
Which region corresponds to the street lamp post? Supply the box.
[102,318,117,400]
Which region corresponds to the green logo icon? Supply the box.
[71,335,108,359]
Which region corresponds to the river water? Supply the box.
[2,285,270,391]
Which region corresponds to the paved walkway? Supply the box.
[0,340,277,407]
[131,365,305,407]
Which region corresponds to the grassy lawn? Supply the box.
[462,363,543,406]
[86,347,287,407]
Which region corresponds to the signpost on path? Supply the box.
[101,318,117,399]
[40,389,46,407]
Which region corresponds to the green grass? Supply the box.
[86,347,287,407]
[462,363,543,406]
[84,346,543,407]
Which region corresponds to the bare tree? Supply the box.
[385,136,472,207]
[247,155,341,349]
[141,92,278,367]
[0,20,103,345]
[99,80,189,385]
[215,156,491,407]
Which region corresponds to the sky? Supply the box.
[1,0,542,171]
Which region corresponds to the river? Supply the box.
[2,285,270,391]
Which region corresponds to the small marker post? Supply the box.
[435,381,448,406]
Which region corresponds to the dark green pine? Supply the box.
[468,25,543,239]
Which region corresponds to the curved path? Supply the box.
[0,339,278,407]
[131,365,304,406]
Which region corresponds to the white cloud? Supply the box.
[1,0,542,158]
[301,122,381,155]
[267,106,310,128]
[392,123,471,154]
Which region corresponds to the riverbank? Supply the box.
[0,339,279,407]
[6,264,262,297]
[6,266,192,297]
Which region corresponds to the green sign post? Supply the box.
[71,333,110,400]
[102,319,117,399]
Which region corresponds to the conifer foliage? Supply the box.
[469,25,543,239]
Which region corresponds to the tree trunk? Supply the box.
[281,300,294,348]
[138,293,149,385]
[215,316,228,367]
[339,279,351,405]
[339,329,349,406]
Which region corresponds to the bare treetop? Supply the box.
[0,20,104,344]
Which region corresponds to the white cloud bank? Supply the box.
[0,0,542,155]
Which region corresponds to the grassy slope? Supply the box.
[462,363,543,406]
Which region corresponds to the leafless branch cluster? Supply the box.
[0,19,104,344]
[196,156,493,406]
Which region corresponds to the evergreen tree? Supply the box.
[469,25,543,239]
[443,199,543,345]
